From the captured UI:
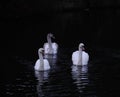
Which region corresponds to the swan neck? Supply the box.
[38,51,44,70]
[47,34,53,52]
[78,48,82,65]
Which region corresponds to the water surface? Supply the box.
[5,47,120,97]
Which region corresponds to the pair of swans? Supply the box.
[34,33,89,71]
[34,33,58,71]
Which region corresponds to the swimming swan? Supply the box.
[43,33,58,54]
[72,43,89,65]
[34,48,50,71]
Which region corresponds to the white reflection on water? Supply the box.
[44,54,58,66]
[34,70,50,97]
[71,65,89,93]
[44,54,57,59]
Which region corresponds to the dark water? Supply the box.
[4,47,120,97]
[2,6,120,97]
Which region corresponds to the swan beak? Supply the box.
[52,36,55,39]
[42,49,44,52]
[40,48,44,52]
[82,47,85,51]
[41,49,44,55]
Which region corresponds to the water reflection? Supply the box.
[44,54,58,65]
[71,65,89,93]
[34,71,50,97]
[44,54,57,59]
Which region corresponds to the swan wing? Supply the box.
[43,43,49,54]
[82,51,89,65]
[72,51,79,65]
[52,43,58,54]
[34,59,40,71]
[44,59,50,70]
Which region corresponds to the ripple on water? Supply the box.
[5,48,120,97]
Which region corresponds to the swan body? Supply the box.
[34,59,50,71]
[72,43,89,66]
[34,48,50,71]
[44,42,58,54]
[43,33,58,54]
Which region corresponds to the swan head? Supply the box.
[48,33,55,39]
[79,43,85,51]
[38,48,44,53]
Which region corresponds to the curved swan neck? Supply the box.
[38,51,44,70]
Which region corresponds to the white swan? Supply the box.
[43,33,58,54]
[72,43,89,65]
[34,48,50,71]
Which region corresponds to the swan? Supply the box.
[72,43,89,66]
[34,48,50,71]
[43,33,58,54]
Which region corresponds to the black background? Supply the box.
[1,2,120,96]
[1,0,120,59]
